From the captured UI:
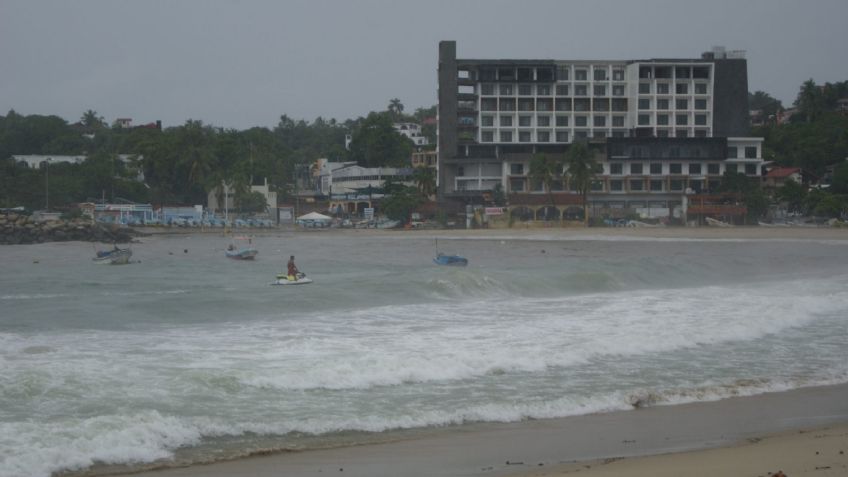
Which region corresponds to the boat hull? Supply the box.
[433,255,468,266]
[226,249,258,260]
[92,249,132,265]
[272,274,313,286]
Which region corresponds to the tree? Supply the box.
[528,153,562,212]
[718,171,769,220]
[388,98,404,120]
[748,91,783,122]
[830,161,848,195]
[347,112,412,168]
[564,141,602,224]
[775,179,806,213]
[795,79,824,122]
[412,166,436,199]
[80,110,105,129]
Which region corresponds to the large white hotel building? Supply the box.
[437,41,765,220]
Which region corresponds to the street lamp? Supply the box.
[45,158,52,210]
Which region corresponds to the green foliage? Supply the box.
[813,193,845,218]
[347,112,413,168]
[718,172,769,219]
[235,190,267,213]
[830,161,848,194]
[529,153,563,207]
[380,184,421,223]
[748,91,783,120]
[491,183,506,206]
[412,167,436,198]
[775,179,807,212]
[565,142,603,222]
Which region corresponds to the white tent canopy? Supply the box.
[297,212,332,221]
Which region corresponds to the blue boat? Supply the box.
[225,236,258,260]
[433,252,468,266]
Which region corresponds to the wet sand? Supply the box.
[116,384,848,477]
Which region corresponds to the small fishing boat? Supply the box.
[433,238,468,266]
[225,236,258,260]
[271,272,313,286]
[433,253,468,266]
[93,246,133,265]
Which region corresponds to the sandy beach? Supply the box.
[110,383,848,477]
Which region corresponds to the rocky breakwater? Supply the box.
[0,213,137,245]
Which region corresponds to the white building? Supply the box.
[393,122,429,146]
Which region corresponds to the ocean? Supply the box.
[2,231,847,477]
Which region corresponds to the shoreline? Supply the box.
[131,224,848,242]
[108,383,848,477]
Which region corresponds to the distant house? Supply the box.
[207,177,277,217]
[12,155,86,168]
[764,167,803,188]
[393,122,429,146]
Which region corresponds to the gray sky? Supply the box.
[1,0,846,130]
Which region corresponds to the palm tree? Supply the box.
[795,79,823,122]
[412,166,436,199]
[388,98,404,120]
[528,153,563,214]
[80,109,105,129]
[564,141,602,224]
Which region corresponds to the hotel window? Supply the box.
[676,114,688,125]
[510,178,525,192]
[518,84,532,96]
[707,163,720,174]
[727,147,738,158]
[695,83,708,94]
[537,131,551,142]
[556,115,569,127]
[689,163,702,174]
[657,83,670,94]
[557,65,569,80]
[610,163,623,175]
[594,84,606,96]
[726,163,738,174]
[638,98,651,110]
[500,131,512,142]
[613,69,624,81]
[612,116,625,127]
[657,129,669,137]
[500,116,513,127]
[575,69,588,81]
[538,116,551,127]
[481,84,495,95]
[676,83,688,94]
[481,98,497,111]
[499,98,515,111]
[575,85,588,96]
[594,116,606,127]
[556,131,569,142]
[594,130,607,139]
[556,84,569,96]
[694,129,708,137]
[612,85,625,96]
[695,114,707,126]
[676,129,688,137]
[510,163,524,175]
[537,85,551,96]
[500,84,514,96]
[610,180,623,191]
[518,115,532,127]
[575,130,589,139]
[639,83,650,94]
[670,163,682,174]
[650,163,662,174]
[695,99,707,110]
[657,114,669,126]
[630,163,643,174]
[481,116,494,126]
[669,179,684,191]
[655,99,668,110]
[638,114,650,125]
[745,164,757,175]
[594,69,607,81]
[650,179,664,191]
[745,146,758,159]
[630,179,644,191]
[676,98,688,109]
[481,131,494,142]
[575,116,588,127]
[519,131,532,143]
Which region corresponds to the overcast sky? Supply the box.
[1,0,846,130]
